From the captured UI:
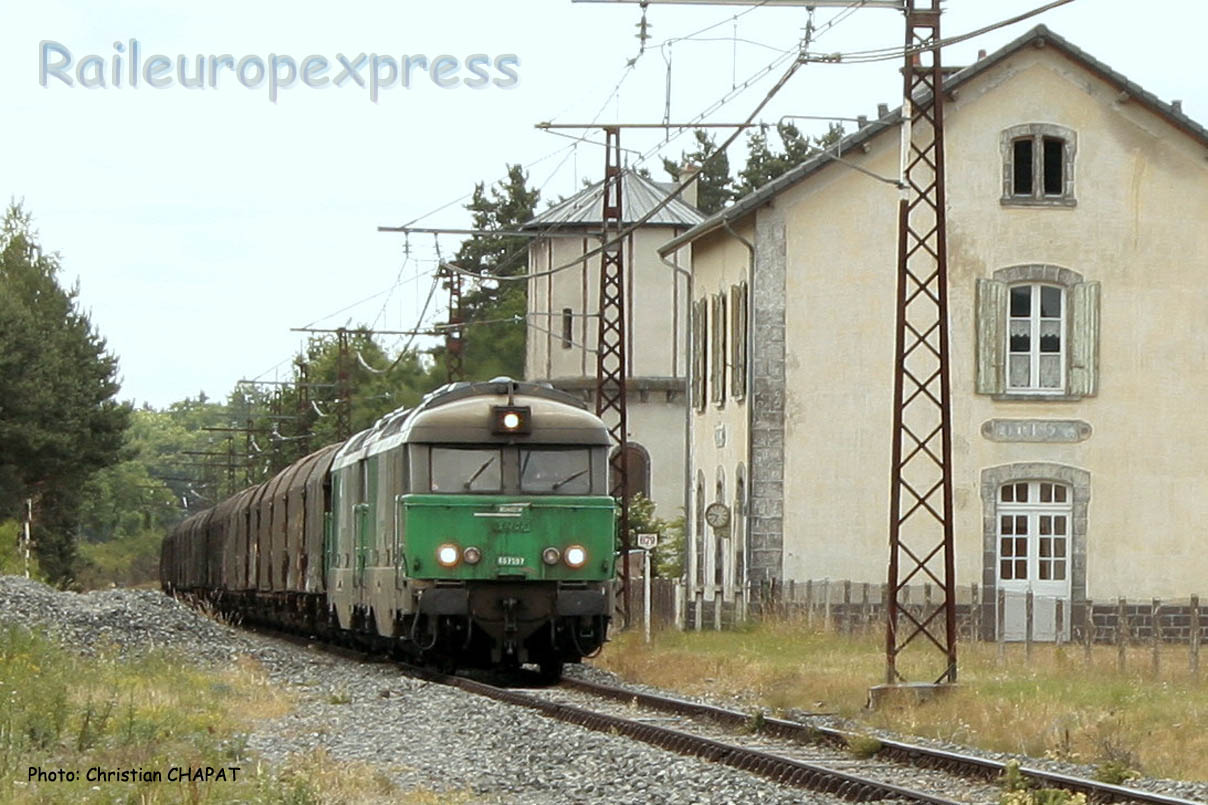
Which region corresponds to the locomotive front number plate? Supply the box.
[496,555,526,566]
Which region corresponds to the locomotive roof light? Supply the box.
[564,545,588,569]
[491,405,532,435]
[462,546,482,565]
[437,543,461,568]
[541,546,561,566]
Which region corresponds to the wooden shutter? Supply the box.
[692,299,707,411]
[1069,281,1100,397]
[731,283,747,399]
[714,294,726,405]
[975,278,1007,394]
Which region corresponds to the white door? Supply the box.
[997,480,1072,641]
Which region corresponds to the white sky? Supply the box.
[4,0,1205,409]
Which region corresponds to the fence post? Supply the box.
[924,582,932,625]
[1151,598,1161,677]
[823,578,832,632]
[714,585,723,631]
[997,588,1006,664]
[1055,598,1064,648]
[1025,588,1034,662]
[694,585,703,632]
[804,580,812,626]
[862,583,871,632]
[1116,597,1127,674]
[843,580,852,634]
[1191,594,1200,677]
[1084,598,1094,664]
[971,583,980,642]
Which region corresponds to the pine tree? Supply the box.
[0,203,130,584]
[437,165,541,381]
[734,122,845,198]
[662,129,735,215]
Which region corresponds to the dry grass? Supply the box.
[596,618,1208,781]
[0,626,460,803]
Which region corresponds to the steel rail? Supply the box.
[204,616,1198,805]
[560,677,1202,805]
[431,670,964,804]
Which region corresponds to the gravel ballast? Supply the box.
[0,577,830,803]
[3,575,1204,804]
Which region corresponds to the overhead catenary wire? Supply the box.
[449,24,817,286]
[803,0,1079,64]
[450,0,1079,287]
[250,1,858,390]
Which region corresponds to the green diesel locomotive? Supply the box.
[161,378,617,679]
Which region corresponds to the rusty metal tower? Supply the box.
[886,0,957,685]
[336,328,352,441]
[596,126,632,626]
[444,265,465,383]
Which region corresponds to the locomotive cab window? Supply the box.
[519,448,592,494]
[430,447,503,493]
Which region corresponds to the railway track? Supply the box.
[548,676,1201,805]
[239,622,1200,804]
[428,666,969,804]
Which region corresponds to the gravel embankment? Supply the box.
[0,577,834,803]
[3,576,1204,804]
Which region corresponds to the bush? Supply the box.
[76,528,162,589]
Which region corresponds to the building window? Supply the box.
[1001,124,1077,207]
[560,308,573,349]
[730,282,748,400]
[610,444,650,501]
[980,464,1089,642]
[997,481,1071,583]
[975,265,1099,398]
[1007,284,1064,391]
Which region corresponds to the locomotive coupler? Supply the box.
[501,597,520,636]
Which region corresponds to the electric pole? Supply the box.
[886,0,957,686]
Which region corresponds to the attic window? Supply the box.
[1002,124,1077,207]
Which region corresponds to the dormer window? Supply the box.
[1001,124,1077,207]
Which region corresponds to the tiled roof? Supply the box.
[523,170,704,230]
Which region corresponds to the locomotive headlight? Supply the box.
[564,545,588,569]
[463,546,482,565]
[436,543,460,568]
[541,546,561,566]
[490,405,531,435]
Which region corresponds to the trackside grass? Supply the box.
[0,625,455,804]
[596,618,1208,782]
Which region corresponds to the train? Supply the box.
[160,377,617,679]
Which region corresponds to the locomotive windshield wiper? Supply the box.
[551,469,588,490]
[463,456,496,489]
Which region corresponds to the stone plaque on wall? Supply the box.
[981,419,1092,443]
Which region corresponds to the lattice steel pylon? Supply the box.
[886,0,958,685]
[596,126,631,627]
[336,328,352,441]
[444,265,465,383]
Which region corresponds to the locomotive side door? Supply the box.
[353,458,371,589]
